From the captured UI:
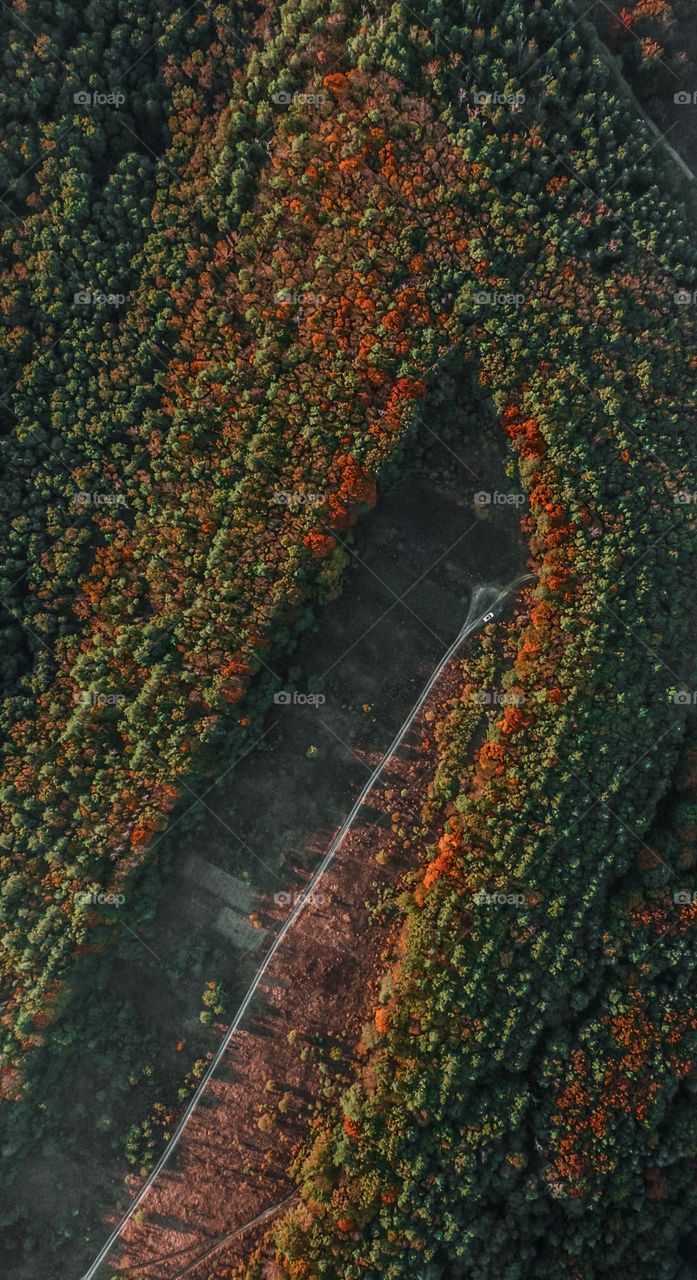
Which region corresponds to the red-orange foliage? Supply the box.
[374,1008,389,1035]
[303,530,336,558]
[423,827,462,890]
[342,1115,361,1139]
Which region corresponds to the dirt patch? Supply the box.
[107,651,475,1279]
[4,436,525,1280]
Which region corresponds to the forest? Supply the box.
[1,0,697,1276]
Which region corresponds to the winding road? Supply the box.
[81,572,533,1280]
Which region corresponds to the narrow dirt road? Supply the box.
[82,573,532,1280]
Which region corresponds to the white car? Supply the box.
[482,611,494,622]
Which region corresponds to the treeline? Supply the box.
[589,0,697,173]
[1,0,697,1272]
[223,1,697,1277]
[278,727,697,1279]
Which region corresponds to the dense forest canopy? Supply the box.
[1,0,696,1276]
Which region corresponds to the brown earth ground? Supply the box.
[103,628,501,1280]
[4,435,523,1280]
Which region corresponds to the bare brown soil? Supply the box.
[7,450,523,1280]
[108,660,465,1280]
